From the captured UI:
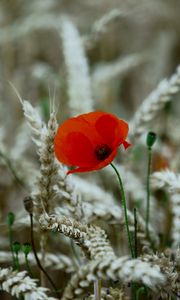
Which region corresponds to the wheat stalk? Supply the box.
[62,256,165,300]
[0,251,75,273]
[142,250,180,297]
[84,9,131,50]
[130,65,180,139]
[151,170,180,248]
[0,268,57,300]
[151,170,180,193]
[61,16,93,116]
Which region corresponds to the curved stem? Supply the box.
[146,148,152,238]
[25,254,34,277]
[30,213,60,298]
[110,163,134,258]
[0,150,27,191]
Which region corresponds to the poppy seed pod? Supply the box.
[23,196,34,214]
[12,242,21,254]
[54,111,131,174]
[22,243,31,256]
[146,132,157,149]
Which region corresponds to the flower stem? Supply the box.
[136,286,147,299]
[25,254,34,277]
[146,147,152,238]
[6,212,16,269]
[8,226,16,269]
[29,213,60,298]
[134,208,138,258]
[110,163,134,258]
[15,252,20,271]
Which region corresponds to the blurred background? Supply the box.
[0,0,180,121]
[0,0,180,298]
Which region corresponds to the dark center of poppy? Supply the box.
[94,144,112,161]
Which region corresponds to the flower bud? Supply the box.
[6,212,15,227]
[12,242,21,254]
[22,243,31,256]
[23,196,34,214]
[146,132,157,149]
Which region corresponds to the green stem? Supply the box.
[8,227,16,269]
[136,286,147,299]
[15,253,20,271]
[25,254,34,277]
[132,283,137,300]
[134,208,138,258]
[29,213,60,298]
[110,163,134,258]
[146,148,152,238]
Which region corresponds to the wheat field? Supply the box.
[0,1,180,299]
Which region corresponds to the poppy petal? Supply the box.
[79,111,129,147]
[122,140,131,150]
[55,116,105,147]
[67,147,118,174]
[95,114,118,146]
[116,119,129,147]
[54,111,130,174]
[94,114,129,147]
[78,111,106,126]
[55,131,97,167]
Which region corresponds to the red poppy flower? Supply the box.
[54,111,130,174]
